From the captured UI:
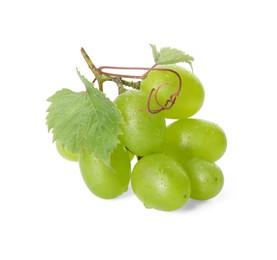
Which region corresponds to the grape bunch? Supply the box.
[46,45,227,212]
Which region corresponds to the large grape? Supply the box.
[183,158,224,200]
[131,153,191,211]
[56,140,79,162]
[162,118,227,165]
[114,90,166,156]
[79,144,131,199]
[140,65,205,119]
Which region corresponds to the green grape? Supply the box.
[56,140,79,162]
[114,90,166,156]
[163,118,227,164]
[183,158,224,200]
[128,151,135,161]
[131,153,191,211]
[140,65,205,119]
[79,144,131,199]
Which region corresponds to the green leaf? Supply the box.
[150,44,194,71]
[150,44,160,64]
[46,70,123,166]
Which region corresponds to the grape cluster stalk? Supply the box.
[81,48,182,114]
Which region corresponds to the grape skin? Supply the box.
[140,65,205,119]
[79,144,131,199]
[183,158,224,200]
[56,141,79,162]
[162,118,227,165]
[131,153,191,211]
[114,90,166,156]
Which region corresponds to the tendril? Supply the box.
[81,48,182,114]
[97,65,183,114]
[98,66,155,79]
[154,83,169,108]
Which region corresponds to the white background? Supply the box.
[1,0,276,259]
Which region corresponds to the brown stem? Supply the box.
[99,66,151,79]
[81,48,183,114]
[97,65,183,114]
[81,48,142,91]
[81,48,102,79]
[98,64,158,80]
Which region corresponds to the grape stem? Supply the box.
[81,48,182,114]
[81,48,140,92]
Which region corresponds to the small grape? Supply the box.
[131,153,191,211]
[79,144,131,199]
[56,140,79,162]
[114,90,166,156]
[140,65,205,119]
[183,158,224,200]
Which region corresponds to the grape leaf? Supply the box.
[150,44,160,63]
[46,70,123,166]
[150,44,194,70]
